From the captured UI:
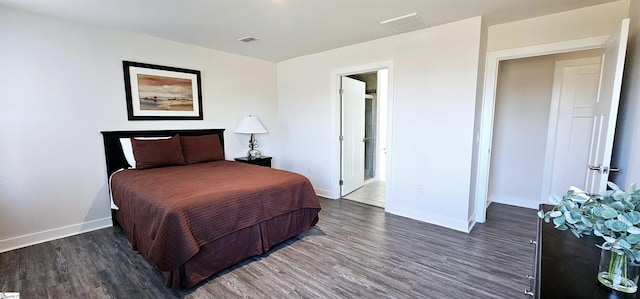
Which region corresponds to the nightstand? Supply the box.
[234,156,272,167]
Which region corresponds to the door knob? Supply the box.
[589,165,619,174]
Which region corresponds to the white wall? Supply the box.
[277,17,483,232]
[612,0,640,188]
[488,0,630,51]
[489,56,556,207]
[0,8,277,252]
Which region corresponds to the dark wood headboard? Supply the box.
[100,129,225,176]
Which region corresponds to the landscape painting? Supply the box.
[123,61,203,120]
[137,74,194,111]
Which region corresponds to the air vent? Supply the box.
[238,36,259,43]
[380,13,428,34]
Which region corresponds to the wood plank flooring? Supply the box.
[0,198,537,298]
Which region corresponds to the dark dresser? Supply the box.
[530,205,640,298]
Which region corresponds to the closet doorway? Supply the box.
[475,19,629,223]
[488,51,602,209]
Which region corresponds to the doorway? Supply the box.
[339,69,389,208]
[347,72,383,183]
[488,51,601,209]
[475,19,629,223]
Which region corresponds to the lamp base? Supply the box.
[247,133,257,159]
[248,149,262,159]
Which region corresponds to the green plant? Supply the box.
[538,182,640,261]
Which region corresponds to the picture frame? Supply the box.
[123,61,203,120]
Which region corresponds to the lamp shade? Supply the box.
[235,115,267,134]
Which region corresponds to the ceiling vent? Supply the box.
[238,36,259,43]
[380,13,428,34]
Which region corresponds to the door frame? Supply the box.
[474,36,607,223]
[330,61,394,202]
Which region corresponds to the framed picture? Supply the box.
[123,61,203,120]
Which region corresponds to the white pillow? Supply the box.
[119,136,172,169]
[119,138,136,168]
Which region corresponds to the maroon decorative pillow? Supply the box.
[131,135,185,170]
[180,134,224,164]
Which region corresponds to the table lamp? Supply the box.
[235,115,267,159]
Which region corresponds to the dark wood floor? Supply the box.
[0,197,537,298]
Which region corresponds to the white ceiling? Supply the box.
[0,0,619,62]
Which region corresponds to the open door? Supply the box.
[585,18,629,193]
[341,76,366,196]
[547,58,601,196]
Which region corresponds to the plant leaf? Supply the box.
[618,214,634,226]
[595,221,606,232]
[565,211,577,224]
[626,234,640,245]
[619,239,632,249]
[600,207,619,219]
[625,211,640,224]
[592,207,605,218]
[609,201,626,210]
[570,229,581,238]
[605,219,629,232]
[608,181,621,191]
[613,191,625,201]
[550,211,562,217]
[556,223,568,230]
[594,228,604,237]
[553,215,566,226]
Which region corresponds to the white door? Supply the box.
[548,58,601,196]
[341,76,366,196]
[585,19,629,193]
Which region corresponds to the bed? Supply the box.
[101,129,321,288]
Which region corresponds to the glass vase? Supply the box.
[598,243,640,293]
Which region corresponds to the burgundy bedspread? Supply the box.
[110,160,321,274]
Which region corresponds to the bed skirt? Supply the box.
[117,207,319,288]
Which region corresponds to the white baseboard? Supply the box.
[0,217,112,253]
[490,195,539,209]
[314,187,334,199]
[385,205,471,233]
[467,212,477,231]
